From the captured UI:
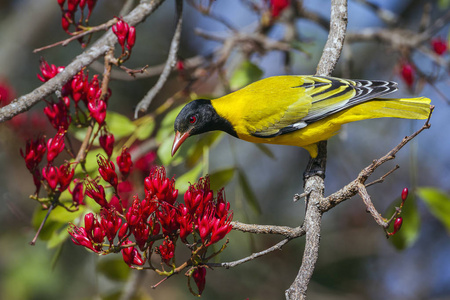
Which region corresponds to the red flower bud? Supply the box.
[401,187,408,204]
[57,163,74,191]
[192,267,207,295]
[85,179,108,208]
[88,99,107,125]
[46,129,66,163]
[112,19,130,53]
[126,26,136,51]
[270,0,290,18]
[42,164,59,190]
[20,136,46,171]
[116,147,133,179]
[389,217,403,236]
[99,132,115,158]
[400,62,415,88]
[121,239,145,266]
[70,180,85,206]
[431,37,447,56]
[97,154,118,189]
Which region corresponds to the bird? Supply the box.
[172,75,431,158]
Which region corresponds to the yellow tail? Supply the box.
[336,97,431,123]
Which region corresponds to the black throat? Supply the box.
[199,99,238,138]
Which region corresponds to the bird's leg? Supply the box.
[303,141,327,182]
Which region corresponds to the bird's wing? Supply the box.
[251,76,397,138]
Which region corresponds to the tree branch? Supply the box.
[0,0,166,124]
[286,1,348,299]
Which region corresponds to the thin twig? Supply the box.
[33,19,118,53]
[134,0,183,118]
[207,238,291,269]
[365,165,400,187]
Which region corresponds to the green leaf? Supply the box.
[387,194,420,250]
[237,169,261,214]
[186,132,223,167]
[439,0,450,9]
[82,147,104,174]
[97,257,131,281]
[105,111,137,139]
[156,105,184,143]
[229,60,263,90]
[209,167,235,191]
[71,122,99,143]
[418,187,450,232]
[135,116,155,141]
[157,135,176,166]
[47,225,70,249]
[176,163,203,194]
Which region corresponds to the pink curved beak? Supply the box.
[171,131,190,156]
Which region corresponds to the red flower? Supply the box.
[37,58,64,82]
[46,129,66,163]
[100,208,122,244]
[156,202,179,236]
[126,197,142,227]
[44,99,72,130]
[158,239,175,265]
[197,212,213,243]
[144,166,178,205]
[209,213,233,245]
[69,225,98,252]
[126,26,136,51]
[116,147,133,179]
[112,18,130,53]
[70,180,85,206]
[70,71,88,104]
[97,154,118,190]
[269,0,290,18]
[42,164,59,190]
[88,98,107,125]
[87,0,98,19]
[184,177,213,216]
[99,132,115,158]
[121,239,145,266]
[20,136,46,171]
[57,163,74,191]
[431,37,447,56]
[400,62,415,88]
[177,204,193,242]
[192,267,207,295]
[85,179,108,208]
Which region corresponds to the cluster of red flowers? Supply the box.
[69,166,232,295]
[112,18,136,55]
[57,0,98,34]
[20,58,116,199]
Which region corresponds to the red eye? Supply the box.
[189,116,197,124]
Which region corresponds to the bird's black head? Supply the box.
[174,99,216,137]
[172,99,236,156]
